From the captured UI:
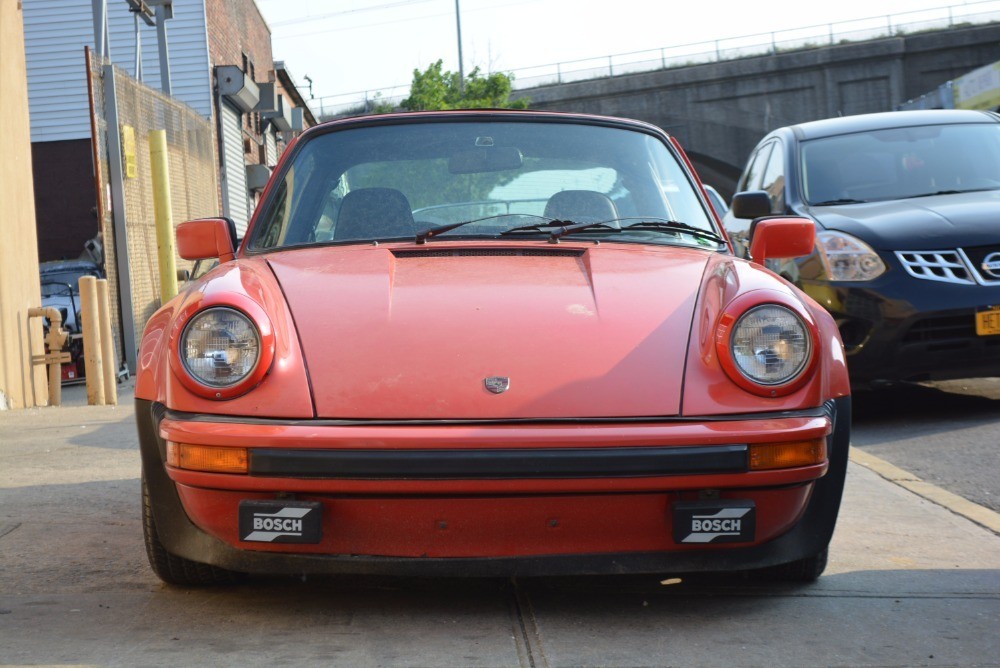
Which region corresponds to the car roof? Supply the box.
[304,108,669,140]
[39,259,99,274]
[786,109,1000,141]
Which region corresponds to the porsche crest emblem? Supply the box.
[484,376,510,394]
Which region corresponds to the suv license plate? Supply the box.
[976,306,1000,336]
[673,500,756,544]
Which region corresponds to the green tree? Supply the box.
[400,60,529,111]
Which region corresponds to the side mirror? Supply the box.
[749,218,816,265]
[731,191,772,220]
[176,218,237,263]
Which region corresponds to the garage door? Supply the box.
[220,101,250,236]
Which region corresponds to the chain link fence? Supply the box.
[87,50,220,366]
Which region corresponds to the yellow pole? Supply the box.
[78,276,105,406]
[149,129,178,303]
[97,279,117,406]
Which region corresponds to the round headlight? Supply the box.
[180,307,261,388]
[730,305,810,386]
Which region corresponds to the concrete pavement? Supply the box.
[1,382,998,667]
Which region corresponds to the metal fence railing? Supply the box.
[312,0,1000,119]
[88,51,219,364]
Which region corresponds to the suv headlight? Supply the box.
[816,231,886,281]
[180,307,261,388]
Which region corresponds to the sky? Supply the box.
[255,0,991,113]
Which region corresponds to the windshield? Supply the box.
[40,268,100,296]
[249,120,718,251]
[800,121,1000,205]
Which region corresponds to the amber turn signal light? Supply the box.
[166,442,248,474]
[749,439,827,471]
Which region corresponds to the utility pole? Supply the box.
[455,0,464,93]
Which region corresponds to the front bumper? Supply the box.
[801,271,1000,386]
[137,398,851,576]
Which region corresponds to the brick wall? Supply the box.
[206,0,274,171]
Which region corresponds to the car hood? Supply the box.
[266,244,709,419]
[806,189,1000,250]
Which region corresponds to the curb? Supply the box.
[850,447,1000,536]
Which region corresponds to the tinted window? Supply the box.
[760,141,786,213]
[738,143,773,192]
[800,122,1000,205]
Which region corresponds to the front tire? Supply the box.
[142,472,242,586]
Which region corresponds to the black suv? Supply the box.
[722,109,1000,389]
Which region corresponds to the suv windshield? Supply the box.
[801,122,1000,205]
[249,120,718,250]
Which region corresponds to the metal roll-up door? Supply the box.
[265,128,278,167]
[220,101,249,236]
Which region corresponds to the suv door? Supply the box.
[723,140,774,257]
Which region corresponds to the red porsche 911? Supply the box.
[136,110,850,585]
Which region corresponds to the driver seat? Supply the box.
[543,190,619,224]
[334,188,416,241]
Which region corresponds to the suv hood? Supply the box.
[267,244,708,419]
[806,189,1000,250]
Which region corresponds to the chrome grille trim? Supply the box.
[895,250,977,285]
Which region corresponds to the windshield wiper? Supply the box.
[549,217,724,244]
[905,189,969,199]
[416,214,555,244]
[619,220,727,244]
[811,198,867,206]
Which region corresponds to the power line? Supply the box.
[268,0,438,28]
[268,0,541,39]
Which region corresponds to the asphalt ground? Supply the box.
[1,381,998,667]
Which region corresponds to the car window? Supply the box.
[760,141,786,213]
[800,121,1000,205]
[737,142,773,192]
[249,121,719,250]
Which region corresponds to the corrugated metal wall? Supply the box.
[25,0,212,143]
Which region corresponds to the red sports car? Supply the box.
[136,110,850,585]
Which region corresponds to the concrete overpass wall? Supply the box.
[516,24,1000,197]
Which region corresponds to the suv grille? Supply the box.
[895,250,976,285]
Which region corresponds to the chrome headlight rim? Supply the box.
[179,306,262,389]
[729,304,812,387]
[169,299,276,401]
[714,295,819,398]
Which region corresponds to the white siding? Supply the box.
[25,0,212,143]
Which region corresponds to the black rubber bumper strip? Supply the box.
[249,444,748,479]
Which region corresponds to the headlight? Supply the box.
[816,231,885,281]
[180,307,261,388]
[730,305,810,386]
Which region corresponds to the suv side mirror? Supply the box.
[749,218,816,264]
[731,191,772,219]
[176,218,237,263]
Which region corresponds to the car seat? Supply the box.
[334,188,416,241]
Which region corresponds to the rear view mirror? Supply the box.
[448,147,523,174]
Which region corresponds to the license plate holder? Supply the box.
[238,500,322,543]
[975,305,1000,336]
[673,500,756,544]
